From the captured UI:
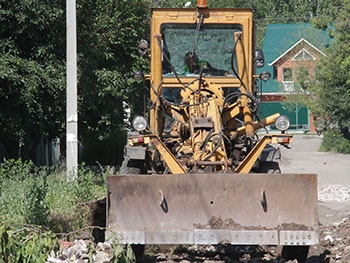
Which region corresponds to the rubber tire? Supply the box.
[258,161,281,174]
[281,245,309,262]
[131,244,145,263]
[120,158,144,174]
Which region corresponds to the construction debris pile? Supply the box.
[46,240,115,263]
[309,216,350,263]
[318,185,350,202]
[46,216,350,263]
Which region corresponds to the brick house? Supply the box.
[257,23,332,132]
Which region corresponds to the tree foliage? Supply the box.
[77,0,149,143]
[74,0,151,164]
[0,0,150,163]
[0,0,66,160]
[309,0,350,128]
[0,0,346,163]
[0,222,57,263]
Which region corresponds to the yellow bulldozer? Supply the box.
[106,1,318,262]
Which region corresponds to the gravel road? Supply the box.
[279,134,350,225]
[279,134,349,187]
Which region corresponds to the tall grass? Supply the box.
[0,159,107,228]
[0,159,132,262]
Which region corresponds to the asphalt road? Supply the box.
[278,134,350,225]
[279,134,350,186]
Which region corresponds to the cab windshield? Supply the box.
[161,23,242,77]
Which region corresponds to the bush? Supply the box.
[320,129,350,154]
[45,165,107,234]
[0,159,116,261]
[0,160,107,217]
[0,158,34,182]
[74,165,107,203]
[0,222,58,263]
[0,159,108,235]
[0,159,49,225]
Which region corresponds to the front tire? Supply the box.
[258,161,281,173]
[281,245,309,262]
[120,157,146,174]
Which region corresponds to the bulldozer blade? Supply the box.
[106,173,318,246]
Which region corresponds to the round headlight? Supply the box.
[132,116,148,132]
[275,115,290,131]
[259,71,271,81]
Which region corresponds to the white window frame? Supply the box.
[292,48,316,61]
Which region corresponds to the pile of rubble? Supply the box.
[318,185,350,202]
[47,240,115,263]
[310,216,350,263]
[46,215,350,263]
[47,186,350,263]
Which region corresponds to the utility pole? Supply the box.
[66,0,78,180]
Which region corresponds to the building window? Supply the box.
[282,68,293,81]
[293,49,315,61]
[282,68,294,92]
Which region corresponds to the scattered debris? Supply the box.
[318,185,350,202]
[47,216,350,262]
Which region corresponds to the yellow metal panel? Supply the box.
[149,8,254,135]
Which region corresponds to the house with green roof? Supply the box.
[257,23,332,132]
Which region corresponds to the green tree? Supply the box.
[77,0,149,139]
[0,0,340,164]
[0,0,66,160]
[0,0,150,164]
[76,0,150,164]
[309,0,350,129]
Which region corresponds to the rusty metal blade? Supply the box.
[106,173,318,245]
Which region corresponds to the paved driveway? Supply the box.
[279,134,350,186]
[278,134,350,225]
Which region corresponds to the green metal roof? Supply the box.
[257,23,332,93]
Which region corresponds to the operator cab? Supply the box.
[161,23,241,77]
